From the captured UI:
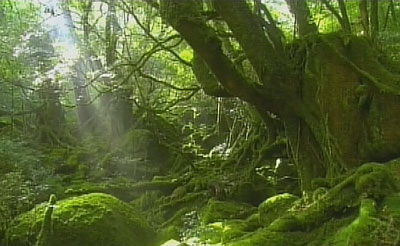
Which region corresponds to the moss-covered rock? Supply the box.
[6,193,156,246]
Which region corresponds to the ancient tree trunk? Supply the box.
[156,0,400,191]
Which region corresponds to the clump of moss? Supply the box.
[324,198,381,246]
[201,219,248,244]
[354,163,397,199]
[6,193,156,246]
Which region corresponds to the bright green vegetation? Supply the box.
[6,193,155,246]
[2,1,400,246]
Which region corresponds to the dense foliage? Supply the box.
[1,1,400,246]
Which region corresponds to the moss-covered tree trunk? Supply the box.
[155,0,400,191]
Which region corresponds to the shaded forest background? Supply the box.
[2,0,400,245]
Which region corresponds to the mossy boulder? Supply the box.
[6,193,156,246]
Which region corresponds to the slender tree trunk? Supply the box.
[370,0,379,42]
[338,0,351,33]
[359,0,369,35]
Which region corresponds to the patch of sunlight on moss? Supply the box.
[208,221,224,230]
[160,239,181,246]
[179,49,193,63]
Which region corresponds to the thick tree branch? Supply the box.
[285,0,318,37]
[192,52,231,97]
[337,0,351,33]
[213,0,286,85]
[321,0,351,33]
[158,0,269,107]
[254,0,286,53]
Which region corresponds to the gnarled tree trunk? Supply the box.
[155,0,400,191]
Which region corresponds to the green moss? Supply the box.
[229,229,309,246]
[245,213,261,230]
[258,193,298,226]
[386,158,400,186]
[157,225,180,243]
[267,214,302,232]
[325,199,380,246]
[312,187,328,201]
[354,163,396,199]
[64,179,179,202]
[201,220,247,244]
[228,181,275,205]
[201,200,256,224]
[6,193,156,246]
[383,193,400,218]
